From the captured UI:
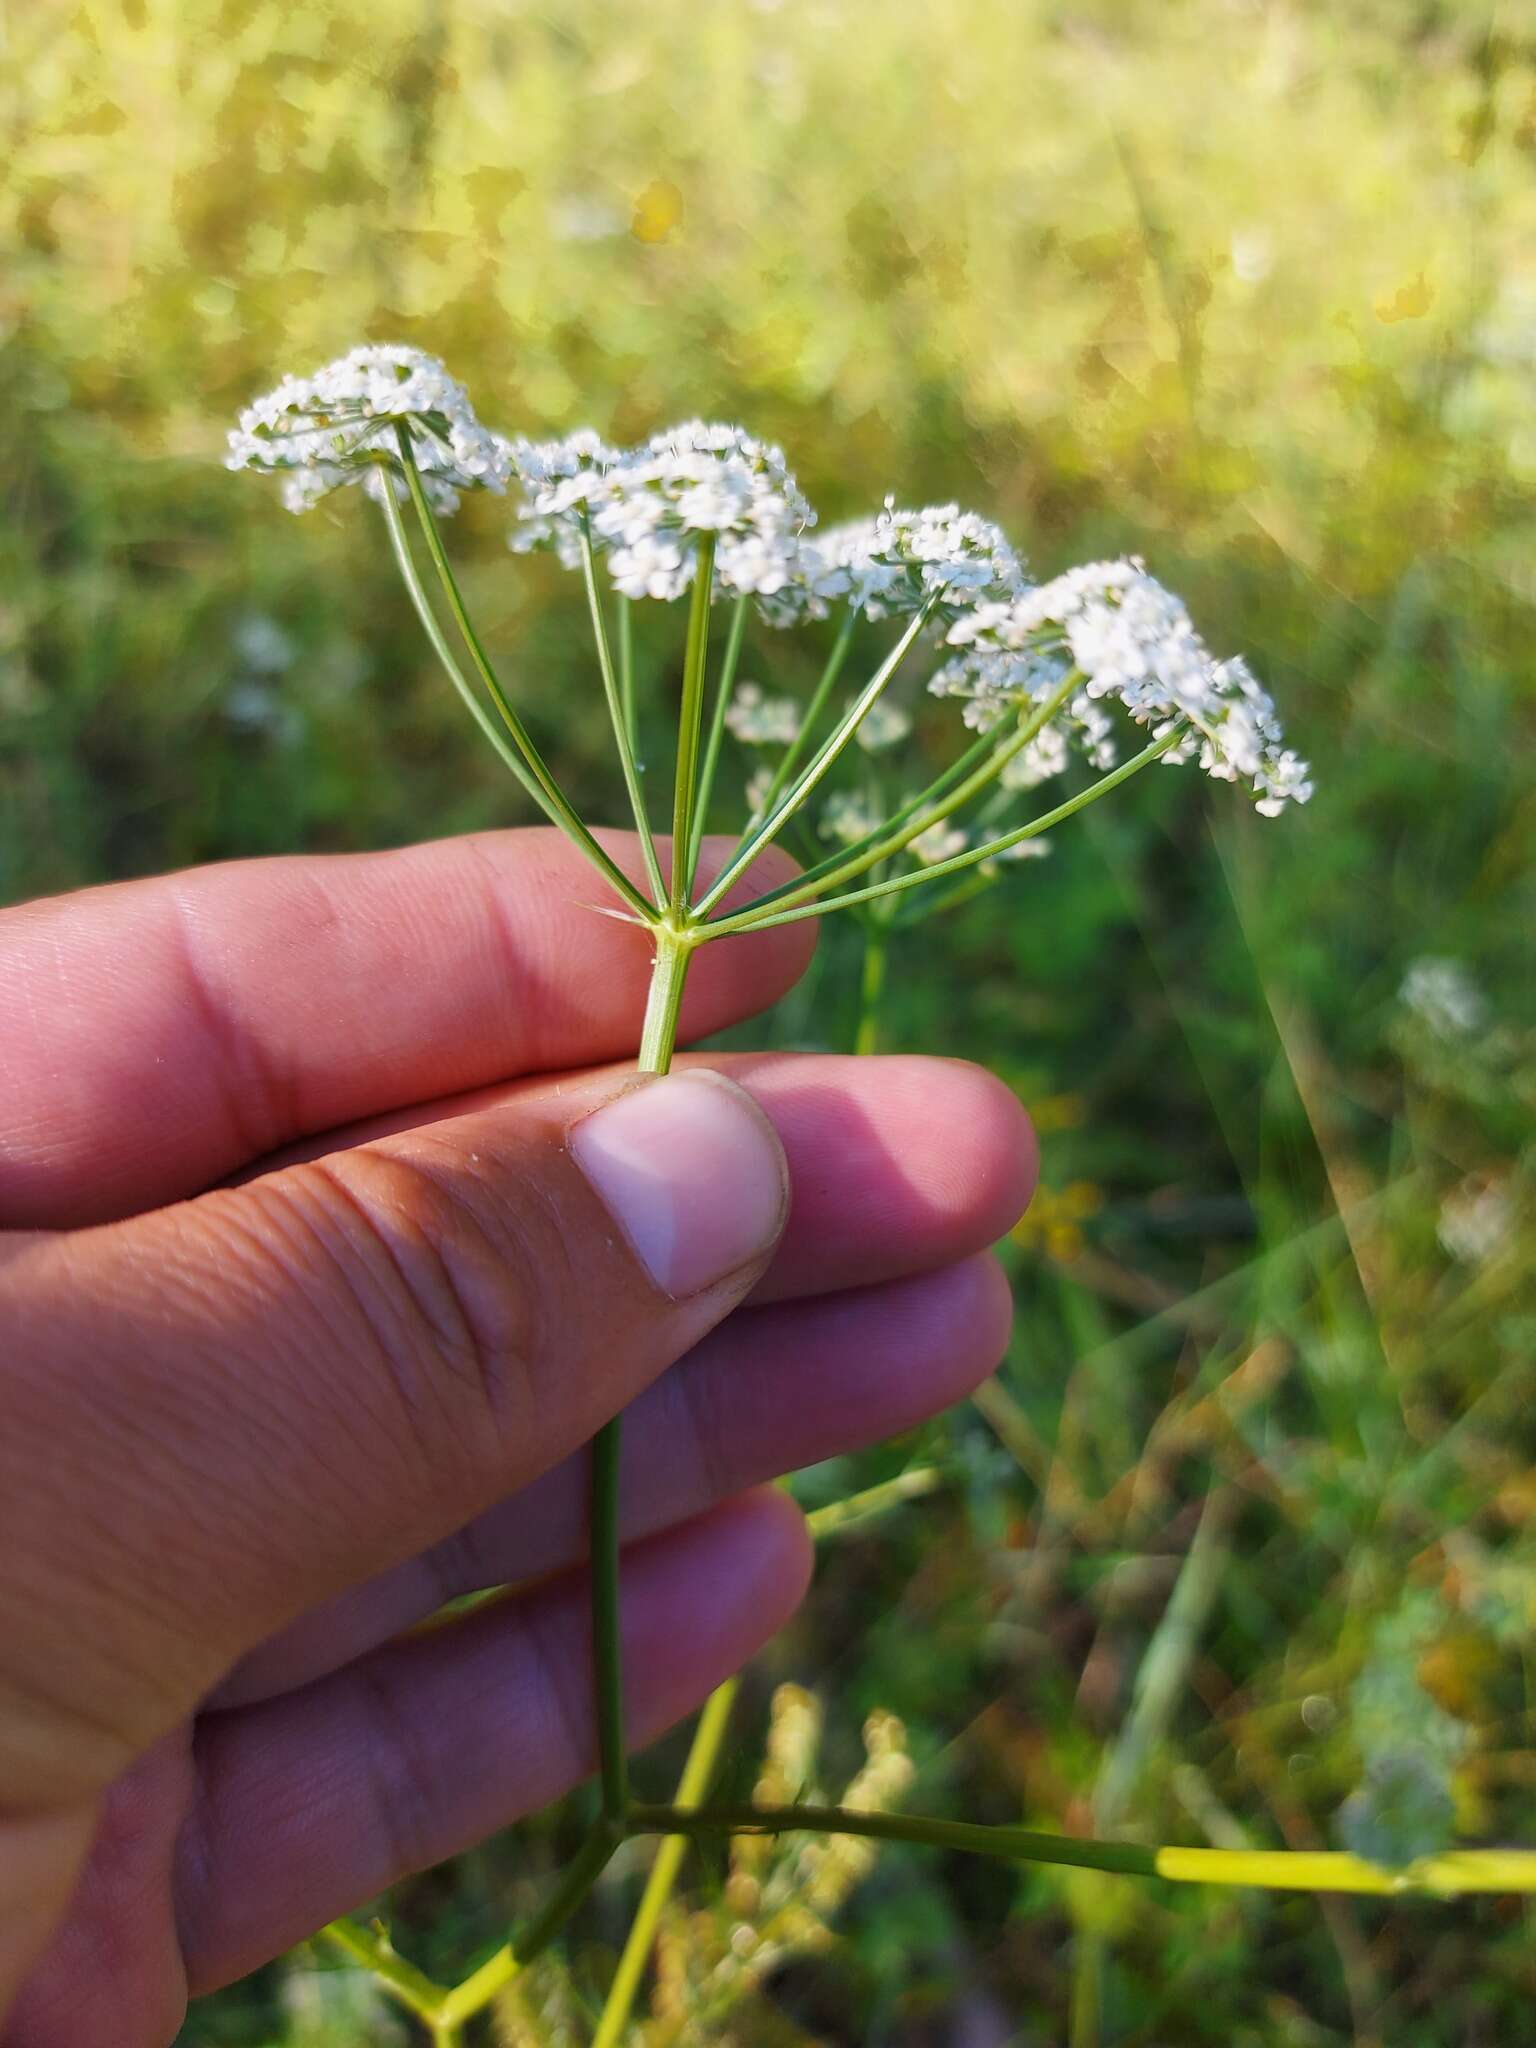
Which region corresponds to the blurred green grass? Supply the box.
[4,2,1535,2041]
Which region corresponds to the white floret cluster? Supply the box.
[724,682,802,746]
[937,559,1312,815]
[819,789,883,846]
[229,357,1314,832]
[226,346,515,516]
[910,819,969,865]
[765,499,1023,626]
[510,421,814,603]
[506,430,625,568]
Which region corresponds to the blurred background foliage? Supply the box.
[4,0,1536,2041]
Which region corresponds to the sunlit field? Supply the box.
[4,3,1535,2041]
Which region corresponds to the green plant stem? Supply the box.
[694,598,937,917]
[751,604,858,822]
[687,591,749,880]
[739,726,1000,917]
[391,435,654,922]
[854,902,892,1056]
[577,519,670,908]
[671,534,717,907]
[586,929,697,1842]
[1093,1484,1237,1831]
[805,1464,942,1539]
[626,1804,1159,1876]
[592,1677,741,2048]
[737,665,1085,923]
[617,595,637,753]
[375,483,550,816]
[705,732,1182,939]
[427,932,698,2037]
[320,1917,449,2025]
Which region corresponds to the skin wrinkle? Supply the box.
[201,1178,421,1489]
[349,1650,458,1891]
[293,1152,514,1460]
[148,1193,406,1576]
[206,1256,1009,1716]
[165,882,293,1171]
[459,828,595,1074]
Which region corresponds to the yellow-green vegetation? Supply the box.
[4,2,1535,2042]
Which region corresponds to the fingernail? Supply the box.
[570,1072,788,1298]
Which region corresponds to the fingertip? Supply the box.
[669,1485,815,1646]
[904,1057,1039,1247]
[622,1489,813,1743]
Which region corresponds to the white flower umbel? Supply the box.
[779,499,1023,626]
[527,421,818,603]
[725,682,802,746]
[1400,957,1487,1038]
[910,820,968,865]
[227,345,514,516]
[939,560,1312,815]
[508,430,626,568]
[819,790,884,845]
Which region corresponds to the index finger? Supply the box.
[0,829,813,1227]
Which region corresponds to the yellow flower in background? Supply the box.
[1012,1179,1105,1262]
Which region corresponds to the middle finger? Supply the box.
[214,1251,1011,1707]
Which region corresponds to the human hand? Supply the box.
[0,829,1033,2045]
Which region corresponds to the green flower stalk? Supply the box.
[230,343,1334,2036]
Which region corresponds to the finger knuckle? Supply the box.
[252,1145,548,1445]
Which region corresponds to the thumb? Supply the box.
[0,1068,787,1812]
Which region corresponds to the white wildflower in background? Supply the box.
[743,765,775,816]
[724,681,801,746]
[988,835,1053,861]
[854,696,913,752]
[222,680,303,748]
[940,559,1312,814]
[226,345,514,515]
[232,613,297,675]
[910,819,968,865]
[1400,958,1487,1038]
[819,789,882,845]
[1437,1174,1513,1265]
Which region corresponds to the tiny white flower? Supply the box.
[999,726,1070,790]
[1400,958,1486,1037]
[508,428,626,567]
[604,423,815,602]
[762,500,1023,631]
[232,614,297,675]
[725,681,802,746]
[745,764,776,816]
[988,834,1052,861]
[227,345,513,516]
[819,789,882,845]
[910,820,968,865]
[1437,1173,1513,1265]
